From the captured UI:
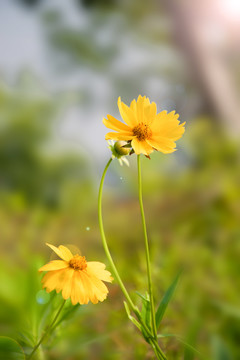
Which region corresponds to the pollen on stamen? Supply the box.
[69,255,87,270]
[132,122,152,141]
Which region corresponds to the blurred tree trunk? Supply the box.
[161,0,240,134]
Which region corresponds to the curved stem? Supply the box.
[137,155,158,339]
[98,158,137,312]
[98,158,167,360]
[28,299,66,360]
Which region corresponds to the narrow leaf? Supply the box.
[183,327,199,360]
[123,302,142,331]
[0,337,25,360]
[157,334,203,359]
[136,292,151,343]
[180,338,202,358]
[136,292,151,329]
[155,271,182,329]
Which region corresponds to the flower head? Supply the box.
[103,95,185,156]
[39,243,113,305]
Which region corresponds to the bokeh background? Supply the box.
[0,0,240,359]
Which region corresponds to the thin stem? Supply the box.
[150,342,162,360]
[98,158,137,312]
[98,158,167,360]
[137,155,158,339]
[28,300,66,360]
[149,338,166,360]
[134,312,166,360]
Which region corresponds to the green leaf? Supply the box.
[183,324,200,360]
[155,271,182,330]
[136,292,151,343]
[136,292,151,329]
[157,334,203,359]
[0,337,25,360]
[123,301,142,331]
[53,302,80,329]
[180,338,202,359]
[157,333,179,338]
[17,330,35,349]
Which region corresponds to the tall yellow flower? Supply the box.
[103,95,185,156]
[39,243,113,305]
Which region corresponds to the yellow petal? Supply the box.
[46,243,73,261]
[86,272,108,294]
[151,110,169,131]
[152,121,185,141]
[131,138,154,155]
[73,271,89,304]
[78,271,92,304]
[61,268,74,300]
[103,115,131,133]
[146,136,176,154]
[84,276,99,304]
[118,97,137,127]
[41,268,67,293]
[105,131,133,141]
[152,111,179,128]
[162,122,185,140]
[87,262,113,283]
[130,98,137,114]
[39,260,69,272]
[136,95,144,124]
[144,102,157,124]
[58,245,73,261]
[142,96,150,106]
[84,271,108,303]
[70,272,81,305]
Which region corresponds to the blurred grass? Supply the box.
[0,82,239,359]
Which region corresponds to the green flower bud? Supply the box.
[114,141,131,156]
[107,140,130,166]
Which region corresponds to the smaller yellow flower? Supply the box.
[103,95,185,156]
[39,243,113,305]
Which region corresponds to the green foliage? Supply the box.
[0,85,92,207]
[155,271,181,330]
[156,272,181,329]
[0,86,52,200]
[2,0,239,358]
[49,27,116,70]
[0,103,240,358]
[0,337,25,360]
[137,292,151,331]
[123,302,142,332]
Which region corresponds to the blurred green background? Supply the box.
[0,0,240,359]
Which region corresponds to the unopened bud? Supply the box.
[114,141,131,156]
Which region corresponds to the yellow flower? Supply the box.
[39,243,113,305]
[103,95,185,156]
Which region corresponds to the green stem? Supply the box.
[28,300,66,360]
[149,338,166,360]
[137,155,158,339]
[98,158,167,360]
[98,158,137,312]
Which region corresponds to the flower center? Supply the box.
[69,255,87,270]
[132,122,152,141]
